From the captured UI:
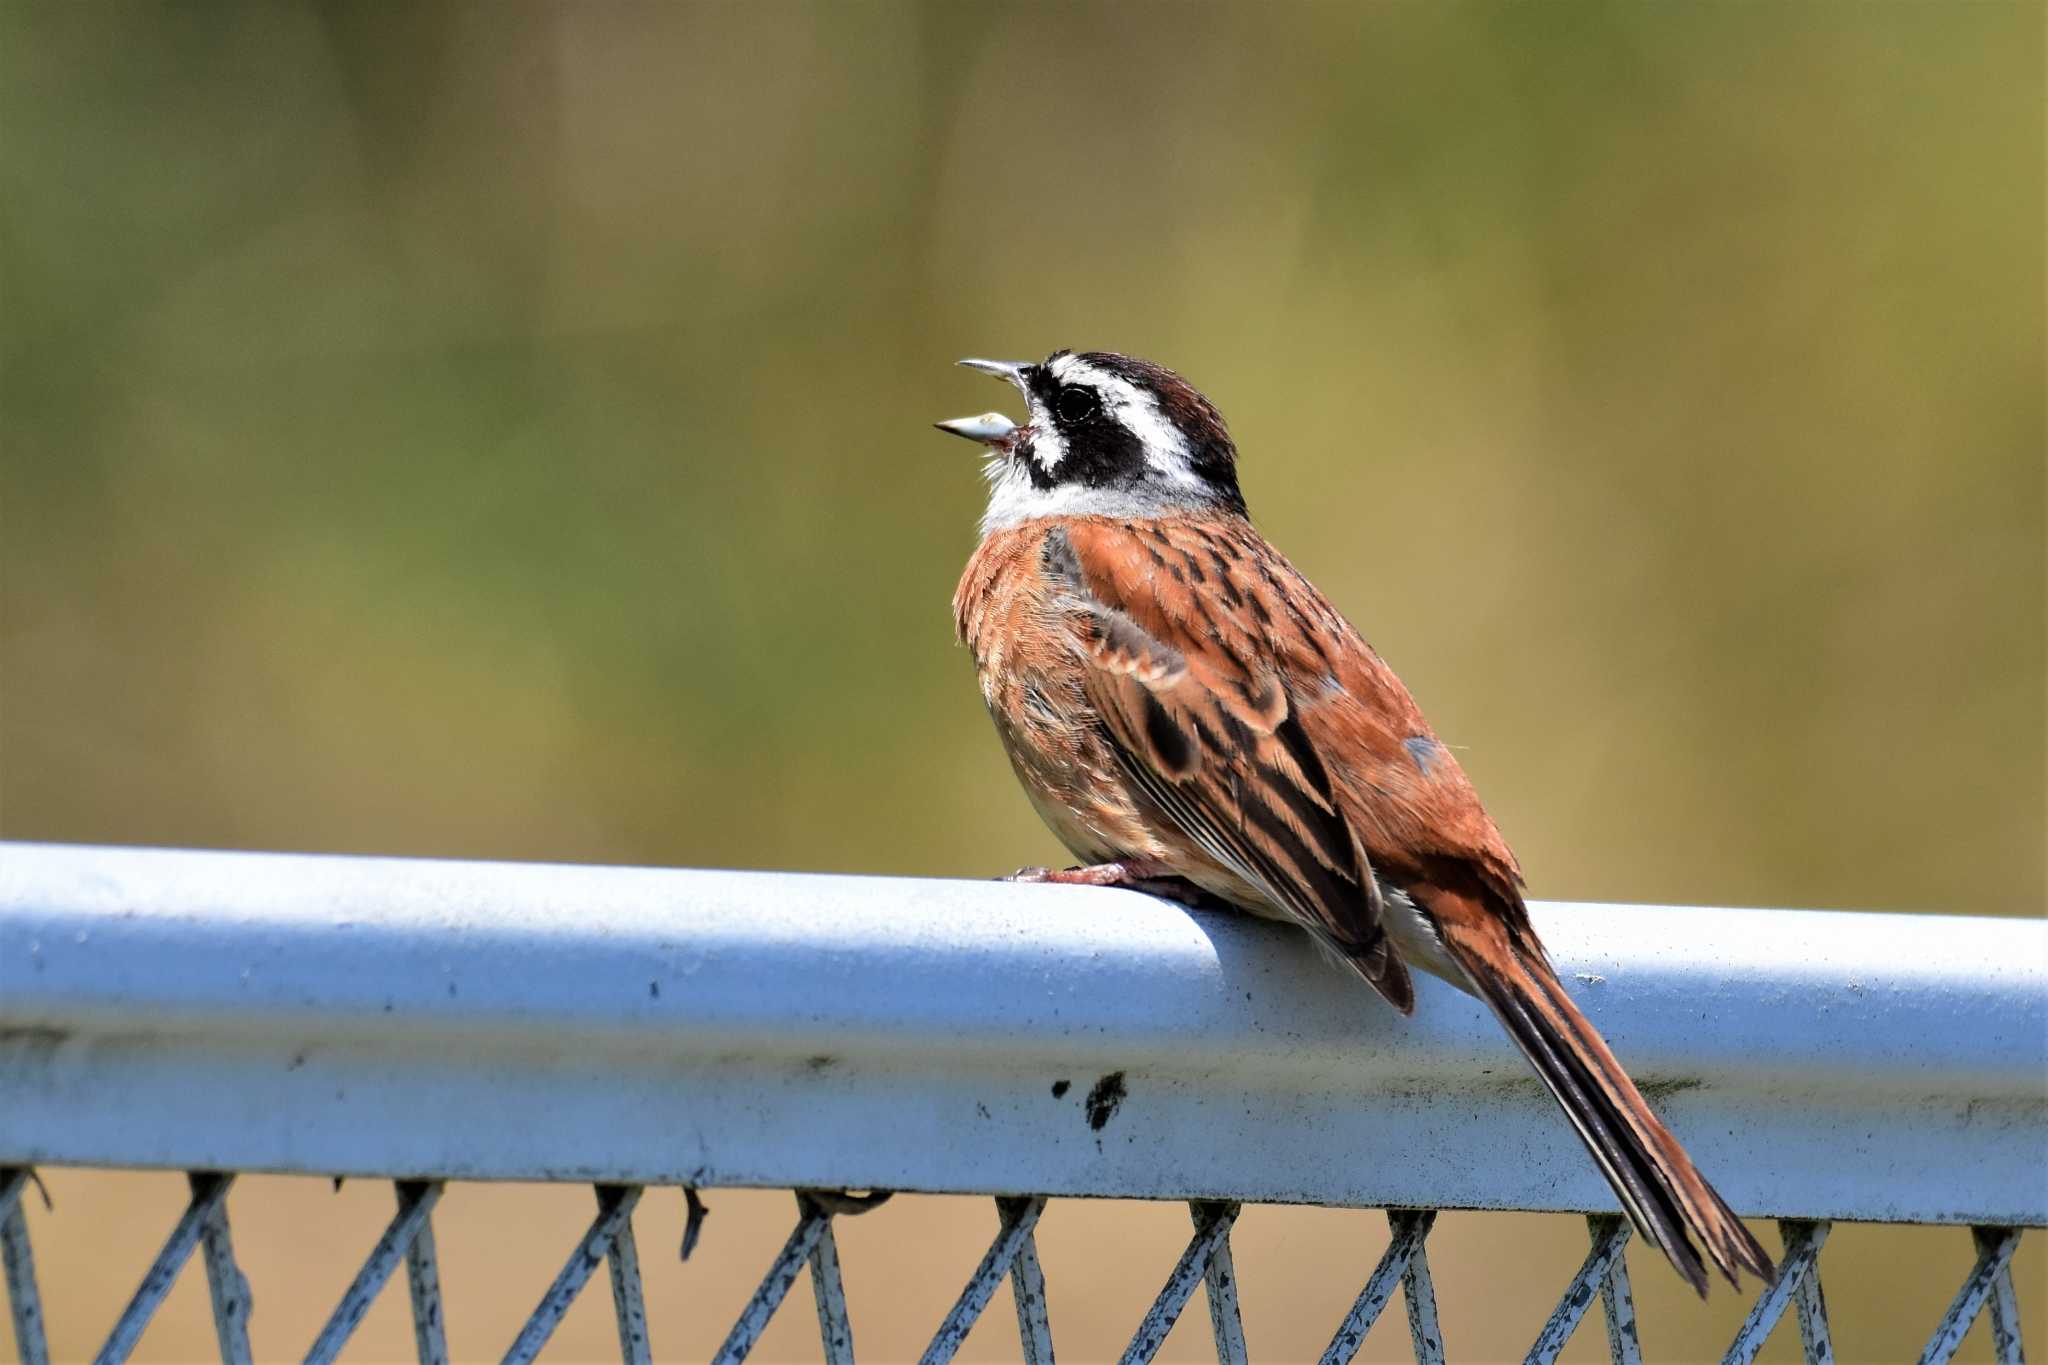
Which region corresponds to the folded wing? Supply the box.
[1042,519,1413,1011]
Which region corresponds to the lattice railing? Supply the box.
[0,1173,2030,1364]
[1,843,2040,1363]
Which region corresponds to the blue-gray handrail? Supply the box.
[0,841,2039,1365]
[2,841,2038,1222]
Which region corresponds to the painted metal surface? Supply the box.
[0,1170,48,1365]
[1319,1208,1438,1365]
[1007,1201,1057,1365]
[1,842,2040,1225]
[398,1181,450,1365]
[0,843,2036,1363]
[1978,1227,2028,1365]
[501,1182,643,1365]
[92,1172,233,1365]
[1723,1220,1832,1365]
[1526,1215,1634,1365]
[1193,1201,1249,1365]
[1918,1226,2026,1365]
[1981,1229,2027,1365]
[1119,1201,1239,1365]
[602,1187,653,1365]
[305,1177,443,1364]
[712,1195,835,1365]
[9,1173,2030,1365]
[804,1199,856,1365]
[1396,1216,1445,1365]
[1784,1221,1836,1365]
[920,1196,1047,1365]
[1596,1217,1644,1365]
[193,1175,253,1365]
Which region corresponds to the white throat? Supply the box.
[978,460,1192,535]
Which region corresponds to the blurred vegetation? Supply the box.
[0,3,2040,1362]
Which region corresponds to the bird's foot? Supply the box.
[1000,860,1234,911]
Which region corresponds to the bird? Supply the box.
[936,349,1774,1295]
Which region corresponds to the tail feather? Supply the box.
[1432,901,1775,1295]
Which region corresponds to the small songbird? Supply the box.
[938,350,1773,1294]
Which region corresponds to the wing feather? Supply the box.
[1044,520,1414,1010]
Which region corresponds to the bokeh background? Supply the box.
[2,3,2041,1362]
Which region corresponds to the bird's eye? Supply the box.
[1055,386,1099,424]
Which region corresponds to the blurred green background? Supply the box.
[1,3,2040,1362]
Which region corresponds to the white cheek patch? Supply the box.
[1026,408,1069,473]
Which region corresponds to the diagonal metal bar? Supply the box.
[1192,1201,1248,1365]
[1786,1219,1835,1365]
[305,1179,445,1365]
[192,1172,253,1365]
[1976,1227,2026,1365]
[1525,1212,1633,1365]
[1320,1208,1437,1365]
[1397,1212,1446,1365]
[1119,1201,1240,1365]
[1918,1225,2024,1365]
[605,1187,652,1365]
[501,1183,643,1365]
[1,1170,50,1365]
[1590,1216,1643,1365]
[93,1171,234,1365]
[921,1196,1048,1365]
[1724,1219,1831,1365]
[806,1198,855,1365]
[1008,1201,1056,1365]
[399,1182,450,1365]
[711,1194,835,1365]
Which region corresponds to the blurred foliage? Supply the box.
[0,3,2040,1361]
[2,3,2041,914]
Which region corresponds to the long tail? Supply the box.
[1427,890,1775,1295]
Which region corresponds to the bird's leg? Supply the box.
[1001,860,1235,911]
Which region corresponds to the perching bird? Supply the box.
[938,350,1773,1294]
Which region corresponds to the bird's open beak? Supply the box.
[934,411,1020,446]
[956,357,1033,391]
[936,357,1033,447]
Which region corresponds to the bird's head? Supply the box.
[937,350,1246,534]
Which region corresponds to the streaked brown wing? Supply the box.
[1044,519,1416,1011]
[1089,517,1528,927]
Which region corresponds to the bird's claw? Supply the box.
[996,862,1233,911]
[999,866,1057,883]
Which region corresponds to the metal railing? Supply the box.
[0,842,2040,1364]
